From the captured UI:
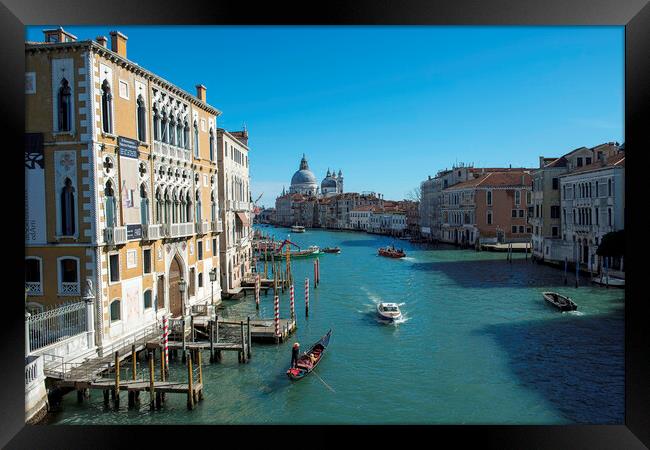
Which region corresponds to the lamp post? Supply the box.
[209,268,217,310]
[178,277,187,317]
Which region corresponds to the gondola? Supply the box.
[322,247,341,254]
[286,329,332,381]
[542,292,578,311]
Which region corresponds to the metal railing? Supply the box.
[27,301,87,352]
[59,282,80,296]
[104,226,128,245]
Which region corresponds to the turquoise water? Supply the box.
[49,226,624,424]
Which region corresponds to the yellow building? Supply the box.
[25,28,226,354]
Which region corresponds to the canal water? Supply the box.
[49,227,624,425]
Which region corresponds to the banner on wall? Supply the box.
[118,136,142,226]
[25,133,46,244]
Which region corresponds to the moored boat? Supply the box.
[591,274,625,288]
[322,247,341,254]
[291,225,306,233]
[378,246,406,258]
[542,292,577,311]
[376,302,403,322]
[287,329,332,380]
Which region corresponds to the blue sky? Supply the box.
[27,26,624,208]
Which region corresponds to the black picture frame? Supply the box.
[2,0,648,448]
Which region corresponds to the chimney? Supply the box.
[196,85,207,102]
[96,36,108,48]
[43,27,77,43]
[109,31,128,58]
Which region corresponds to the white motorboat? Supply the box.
[291,225,306,233]
[591,274,625,288]
[377,302,403,322]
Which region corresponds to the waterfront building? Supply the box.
[440,171,532,245]
[256,208,275,224]
[548,149,625,271]
[530,142,621,261]
[24,28,224,355]
[349,205,375,231]
[216,129,253,296]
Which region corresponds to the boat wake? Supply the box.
[566,310,585,316]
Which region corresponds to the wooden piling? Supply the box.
[131,344,137,381]
[77,389,83,403]
[191,315,195,342]
[103,389,109,405]
[240,321,246,363]
[209,320,215,363]
[148,351,155,410]
[197,351,203,401]
[182,318,187,363]
[160,346,166,382]
[187,352,194,410]
[114,351,120,405]
[247,316,252,360]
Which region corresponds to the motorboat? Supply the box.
[291,225,306,233]
[322,247,341,254]
[378,246,406,258]
[377,302,403,322]
[591,274,625,288]
[542,292,578,311]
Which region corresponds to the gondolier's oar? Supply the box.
[311,369,335,393]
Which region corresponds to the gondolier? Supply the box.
[291,342,300,368]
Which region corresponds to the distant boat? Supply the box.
[286,329,332,381]
[591,274,625,288]
[268,245,322,260]
[542,292,577,311]
[378,246,406,258]
[291,225,306,233]
[376,302,403,322]
[322,247,341,254]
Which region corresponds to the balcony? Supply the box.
[59,281,80,296]
[153,141,191,163]
[226,200,250,212]
[104,226,127,245]
[195,221,210,235]
[169,222,194,238]
[142,224,163,241]
[211,220,223,233]
[25,282,42,296]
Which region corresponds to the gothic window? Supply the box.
[155,188,163,224]
[58,78,71,131]
[137,95,146,142]
[60,258,78,284]
[169,116,177,147]
[101,79,113,134]
[194,121,199,158]
[104,180,116,228]
[211,191,216,221]
[186,192,192,223]
[60,178,76,236]
[183,121,190,149]
[177,118,184,148]
[153,106,160,141]
[195,190,202,222]
[140,184,149,225]
[161,111,168,143]
[486,190,492,206]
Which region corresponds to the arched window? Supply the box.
[101,79,112,134]
[58,78,71,131]
[194,121,200,158]
[25,257,42,295]
[140,184,149,225]
[183,121,190,149]
[110,299,121,322]
[169,116,176,146]
[185,192,192,223]
[153,106,160,141]
[143,290,152,309]
[137,95,146,142]
[161,111,168,143]
[209,129,214,161]
[104,180,116,228]
[60,178,76,236]
[211,191,217,221]
[177,118,184,148]
[164,189,171,225]
[195,190,202,222]
[198,272,203,288]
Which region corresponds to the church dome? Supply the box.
[321,176,337,189]
[290,154,318,194]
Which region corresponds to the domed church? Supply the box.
[321,168,344,197]
[289,154,319,196]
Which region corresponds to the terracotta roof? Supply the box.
[446,171,531,190]
[567,152,625,175]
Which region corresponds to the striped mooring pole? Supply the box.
[305,277,310,317]
[274,294,280,339]
[290,284,295,320]
[255,273,260,310]
[162,314,169,371]
[314,260,318,288]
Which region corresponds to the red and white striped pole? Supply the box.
[255,273,260,310]
[305,277,310,317]
[274,294,280,340]
[290,284,295,321]
[162,314,169,370]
